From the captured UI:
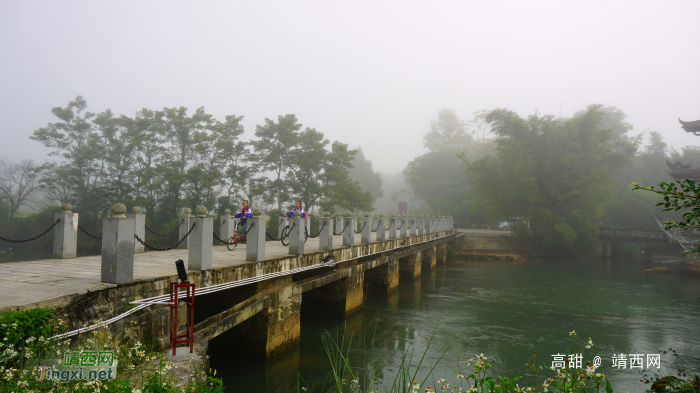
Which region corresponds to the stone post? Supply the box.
[335,214,344,237]
[399,213,408,238]
[53,203,78,259]
[177,208,192,249]
[127,206,145,254]
[220,209,233,243]
[319,212,333,250]
[417,215,424,235]
[101,203,135,284]
[188,206,213,271]
[246,209,267,262]
[409,215,417,237]
[388,214,397,240]
[278,216,287,240]
[343,213,356,247]
[376,214,386,242]
[361,213,371,244]
[289,211,305,255]
[425,216,433,234]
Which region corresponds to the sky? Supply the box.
[1,1,699,173]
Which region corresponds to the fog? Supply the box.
[1,1,699,173]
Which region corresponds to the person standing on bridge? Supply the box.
[286,201,307,221]
[233,200,253,234]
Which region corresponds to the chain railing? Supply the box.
[134,222,196,251]
[78,224,102,240]
[354,221,366,234]
[396,219,404,230]
[145,219,184,237]
[333,221,349,235]
[0,219,61,243]
[371,218,380,232]
[306,221,326,239]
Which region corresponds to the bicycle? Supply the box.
[280,220,309,246]
[226,220,248,251]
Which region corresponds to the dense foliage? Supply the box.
[0,96,375,256]
[466,105,637,255]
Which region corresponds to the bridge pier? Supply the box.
[301,265,365,319]
[601,241,611,258]
[422,246,437,271]
[399,252,422,279]
[364,258,399,294]
[436,244,446,264]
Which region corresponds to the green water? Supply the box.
[209,258,700,392]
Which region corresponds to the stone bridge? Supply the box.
[598,228,697,260]
[0,204,460,365]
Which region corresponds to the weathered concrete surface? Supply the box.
[399,252,421,278]
[422,246,436,270]
[364,258,399,294]
[458,229,523,260]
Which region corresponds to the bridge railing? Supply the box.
[1,201,455,285]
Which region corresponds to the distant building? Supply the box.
[667,118,700,180]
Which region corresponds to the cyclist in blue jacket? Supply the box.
[286,201,306,221]
[233,200,253,233]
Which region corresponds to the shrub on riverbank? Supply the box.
[0,307,224,392]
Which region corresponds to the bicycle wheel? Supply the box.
[226,235,237,251]
[280,226,290,246]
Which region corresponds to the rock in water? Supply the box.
[643,266,671,275]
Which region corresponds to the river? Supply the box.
[209,256,700,392]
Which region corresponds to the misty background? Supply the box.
[1,1,700,258]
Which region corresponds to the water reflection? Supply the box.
[210,258,700,392]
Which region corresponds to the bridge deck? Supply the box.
[0,233,366,310]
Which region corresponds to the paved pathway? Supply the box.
[0,233,363,310]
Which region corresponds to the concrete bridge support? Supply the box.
[343,213,356,248]
[388,214,397,240]
[127,206,146,254]
[177,208,192,249]
[422,247,437,271]
[189,206,214,271]
[246,212,266,262]
[361,213,371,244]
[220,209,233,244]
[101,203,135,284]
[436,244,447,264]
[319,212,333,250]
[399,213,407,238]
[289,212,305,255]
[53,203,78,259]
[364,259,399,293]
[302,265,365,319]
[376,214,386,242]
[399,252,422,279]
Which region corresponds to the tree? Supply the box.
[319,141,373,213]
[30,96,107,218]
[251,114,303,210]
[348,146,383,201]
[467,105,637,255]
[423,108,472,153]
[0,158,41,220]
[287,127,329,210]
